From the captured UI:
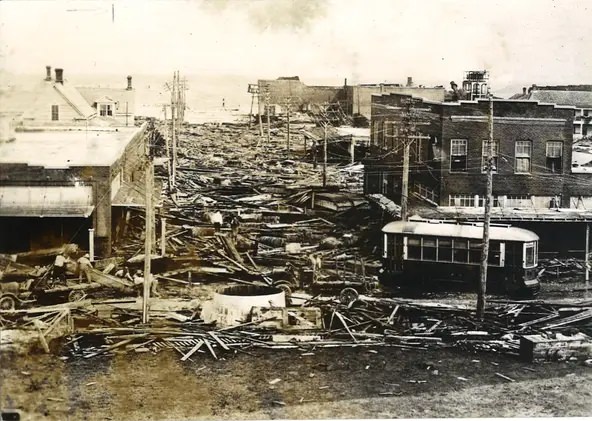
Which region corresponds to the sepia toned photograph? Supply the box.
[0,0,591,420]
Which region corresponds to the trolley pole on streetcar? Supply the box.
[477,93,494,320]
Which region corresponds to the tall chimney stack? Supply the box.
[55,68,64,84]
[126,75,133,90]
[407,76,414,87]
[45,66,52,81]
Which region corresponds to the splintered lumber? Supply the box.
[520,333,592,362]
[203,338,218,360]
[208,331,230,351]
[334,311,358,343]
[84,333,150,359]
[181,340,204,361]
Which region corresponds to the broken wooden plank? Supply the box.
[181,340,204,361]
[203,338,218,360]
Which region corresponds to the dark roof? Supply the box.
[529,90,592,108]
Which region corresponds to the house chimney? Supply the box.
[407,76,414,87]
[126,75,133,90]
[522,87,527,95]
[55,68,64,84]
[45,66,52,81]
[344,78,347,87]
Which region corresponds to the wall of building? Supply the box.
[349,85,446,118]
[258,78,344,114]
[439,100,575,207]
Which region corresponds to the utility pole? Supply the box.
[398,97,430,221]
[171,72,177,189]
[477,93,494,320]
[401,141,410,221]
[323,123,328,187]
[285,97,291,154]
[142,132,153,324]
[265,86,271,145]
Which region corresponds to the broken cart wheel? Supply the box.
[339,287,359,305]
[274,282,292,305]
[68,290,86,302]
[0,295,17,311]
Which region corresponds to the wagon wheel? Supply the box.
[274,282,292,305]
[0,295,17,311]
[339,287,359,305]
[68,290,86,302]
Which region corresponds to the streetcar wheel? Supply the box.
[0,295,17,311]
[68,290,86,302]
[339,287,359,305]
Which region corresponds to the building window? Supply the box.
[449,194,475,207]
[100,104,113,116]
[574,125,582,134]
[481,139,499,172]
[51,105,59,121]
[546,141,563,173]
[505,195,532,208]
[515,140,532,173]
[477,195,500,207]
[450,139,467,172]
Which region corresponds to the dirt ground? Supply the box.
[2,339,591,420]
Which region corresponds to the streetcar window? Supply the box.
[524,241,537,268]
[408,237,421,260]
[423,238,437,261]
[453,239,468,263]
[468,240,482,264]
[438,238,452,261]
[488,241,502,266]
[393,235,403,259]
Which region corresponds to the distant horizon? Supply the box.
[3,68,589,99]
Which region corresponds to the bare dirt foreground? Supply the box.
[1,344,591,420]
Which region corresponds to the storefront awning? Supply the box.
[0,186,94,217]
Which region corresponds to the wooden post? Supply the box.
[88,228,95,262]
[401,142,410,221]
[286,102,291,154]
[323,124,328,187]
[477,94,494,320]
[160,217,166,257]
[585,223,590,283]
[249,92,255,129]
[143,147,153,324]
[258,93,263,137]
[266,105,271,145]
[350,135,355,165]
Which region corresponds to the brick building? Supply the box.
[364,93,592,255]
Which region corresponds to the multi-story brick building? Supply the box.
[364,93,592,255]
[364,93,590,209]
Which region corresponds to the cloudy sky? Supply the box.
[0,0,590,90]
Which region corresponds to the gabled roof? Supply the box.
[528,90,592,109]
[77,87,135,113]
[53,82,96,118]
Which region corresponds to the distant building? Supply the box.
[253,76,445,120]
[510,85,592,140]
[0,66,135,129]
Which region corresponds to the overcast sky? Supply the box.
[0,0,590,90]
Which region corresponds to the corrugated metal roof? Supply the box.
[382,219,539,242]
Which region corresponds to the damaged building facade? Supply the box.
[364,92,592,254]
[254,76,445,120]
[0,67,147,257]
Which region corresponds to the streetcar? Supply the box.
[379,218,540,295]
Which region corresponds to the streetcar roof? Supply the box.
[382,219,539,242]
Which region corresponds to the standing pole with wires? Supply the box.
[477,93,494,320]
[142,131,153,324]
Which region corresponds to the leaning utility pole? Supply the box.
[265,87,271,145]
[401,140,410,221]
[142,132,154,323]
[477,93,494,320]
